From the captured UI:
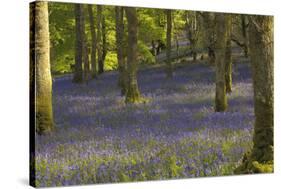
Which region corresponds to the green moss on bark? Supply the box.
[235,15,273,174]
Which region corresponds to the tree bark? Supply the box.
[101,15,107,72]
[115,6,127,95]
[125,7,141,103]
[33,1,54,134]
[73,4,83,83]
[235,15,273,173]
[185,12,199,62]
[88,5,97,78]
[166,9,173,78]
[214,14,228,112]
[202,12,216,65]
[81,5,89,83]
[241,15,249,58]
[225,15,232,93]
[97,5,103,74]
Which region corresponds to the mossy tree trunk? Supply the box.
[73,4,83,83]
[115,6,127,95]
[34,1,54,134]
[97,5,103,74]
[235,15,274,174]
[166,9,173,78]
[88,5,97,78]
[125,7,141,103]
[214,14,228,112]
[225,15,232,93]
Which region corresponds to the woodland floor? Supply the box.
[35,59,254,187]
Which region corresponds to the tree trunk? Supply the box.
[186,12,198,62]
[73,4,83,83]
[33,1,54,134]
[214,14,228,112]
[166,9,173,78]
[81,5,89,83]
[235,15,274,173]
[202,12,216,65]
[101,16,107,72]
[88,5,97,78]
[97,5,103,74]
[241,15,249,58]
[225,15,232,93]
[115,6,127,95]
[125,7,141,103]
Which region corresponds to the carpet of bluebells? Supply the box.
[35,62,254,187]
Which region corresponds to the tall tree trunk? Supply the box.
[225,15,232,93]
[88,5,97,78]
[73,4,83,83]
[214,14,228,112]
[185,12,198,62]
[235,15,274,173]
[81,5,89,83]
[97,5,103,74]
[115,6,127,95]
[241,15,249,58]
[29,3,36,185]
[125,7,141,103]
[166,9,173,78]
[202,12,215,65]
[101,16,107,72]
[33,1,54,134]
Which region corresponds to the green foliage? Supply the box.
[138,8,166,44]
[49,2,76,74]
[138,41,156,64]
[104,52,118,71]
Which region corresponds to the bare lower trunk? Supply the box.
[214,14,227,112]
[125,7,141,103]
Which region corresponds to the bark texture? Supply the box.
[165,9,173,78]
[125,7,141,103]
[34,1,54,134]
[202,12,216,65]
[88,5,97,78]
[97,5,103,74]
[73,4,83,83]
[214,14,228,112]
[241,15,249,58]
[81,5,89,83]
[235,15,274,174]
[225,15,232,93]
[101,16,107,72]
[115,6,127,95]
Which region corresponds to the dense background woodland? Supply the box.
[30,1,273,187]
